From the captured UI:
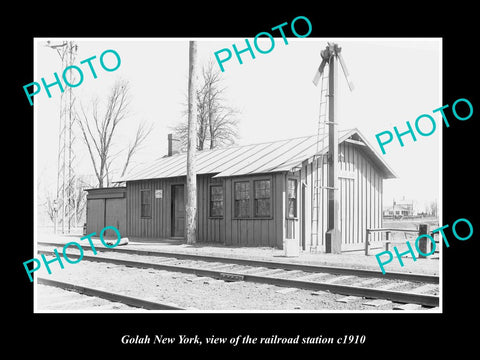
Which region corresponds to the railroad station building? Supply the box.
[85,129,396,252]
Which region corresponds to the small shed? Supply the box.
[111,128,396,252]
[85,186,126,237]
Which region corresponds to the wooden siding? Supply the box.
[104,198,126,237]
[85,187,126,237]
[216,173,284,247]
[300,141,384,252]
[86,199,105,234]
[126,174,285,247]
[123,141,386,252]
[126,178,180,238]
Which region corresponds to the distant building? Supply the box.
[383,197,416,218]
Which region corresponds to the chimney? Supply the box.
[168,133,181,156]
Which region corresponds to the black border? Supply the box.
[12,5,479,356]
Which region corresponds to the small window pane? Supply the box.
[255,198,271,217]
[234,182,250,217]
[254,180,271,217]
[287,179,297,217]
[141,190,151,218]
[210,185,224,217]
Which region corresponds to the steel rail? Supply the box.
[37,250,439,307]
[37,277,184,310]
[37,241,439,284]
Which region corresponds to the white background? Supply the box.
[34,37,441,214]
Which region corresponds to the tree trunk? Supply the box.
[186,41,198,244]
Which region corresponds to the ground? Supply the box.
[33,218,440,311]
[36,217,441,275]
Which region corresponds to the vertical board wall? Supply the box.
[300,142,384,252]
[126,174,286,247]
[86,187,126,237]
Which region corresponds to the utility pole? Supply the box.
[46,41,78,234]
[185,41,198,244]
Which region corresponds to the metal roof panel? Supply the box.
[117,129,396,182]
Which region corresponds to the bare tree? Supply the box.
[44,193,57,224]
[77,80,152,188]
[120,121,153,177]
[74,175,97,224]
[43,176,89,228]
[186,41,198,245]
[174,61,239,150]
[429,199,438,217]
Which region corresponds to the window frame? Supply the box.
[232,176,273,220]
[209,183,225,218]
[233,180,251,219]
[140,188,152,219]
[286,177,298,219]
[253,179,272,218]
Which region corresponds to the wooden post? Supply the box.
[185,41,198,244]
[417,223,430,258]
[386,231,391,252]
[325,49,342,254]
[365,229,370,256]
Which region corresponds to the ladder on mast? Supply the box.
[311,63,329,252]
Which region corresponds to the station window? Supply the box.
[287,179,297,218]
[254,180,271,217]
[210,184,224,217]
[234,181,250,218]
[140,189,151,218]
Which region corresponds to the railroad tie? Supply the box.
[363,299,392,307]
[393,303,423,311]
[206,263,237,270]
[237,267,270,274]
[250,268,287,277]
[321,275,356,284]
[375,282,401,290]
[355,278,383,287]
[296,273,330,281]
[276,287,299,294]
[280,270,305,278]
[310,290,329,296]
[155,258,180,265]
[336,296,362,303]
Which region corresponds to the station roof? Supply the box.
[117,128,396,182]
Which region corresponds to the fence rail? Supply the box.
[365,224,437,256]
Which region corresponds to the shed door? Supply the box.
[105,198,126,237]
[171,185,185,237]
[86,199,105,234]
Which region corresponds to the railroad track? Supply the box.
[37,242,440,309]
[37,278,185,310]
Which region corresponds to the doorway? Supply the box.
[171,184,185,237]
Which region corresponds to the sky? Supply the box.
[34,37,441,213]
